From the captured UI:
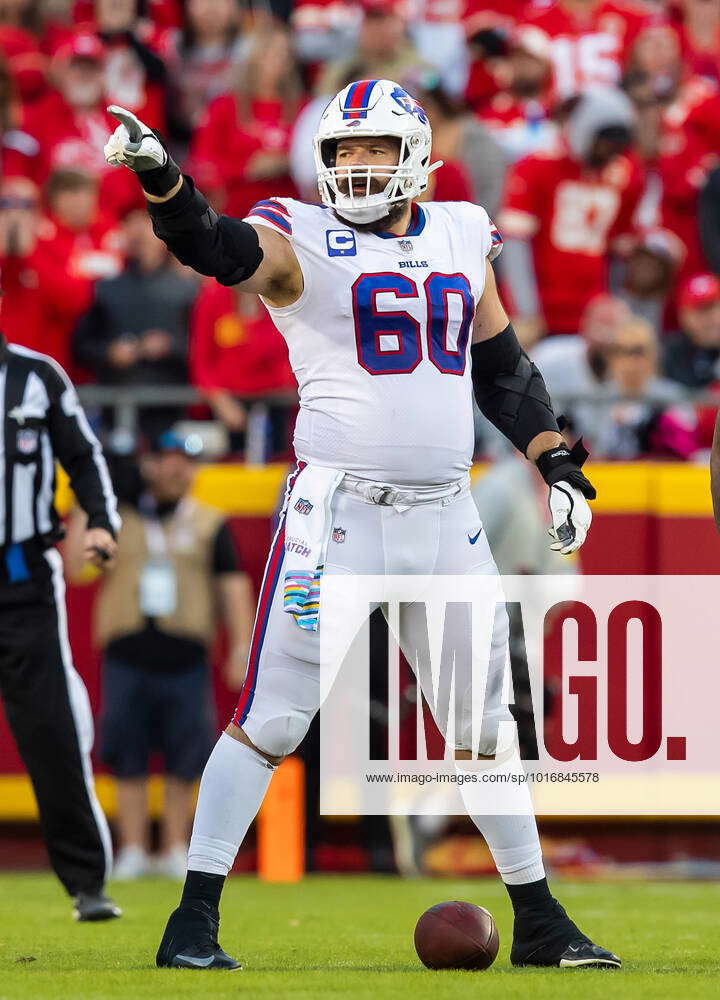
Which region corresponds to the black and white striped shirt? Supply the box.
[0,338,120,551]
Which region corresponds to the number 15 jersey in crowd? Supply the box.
[244,198,503,486]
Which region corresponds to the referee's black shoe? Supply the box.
[73,891,122,922]
[511,898,621,969]
[156,904,241,970]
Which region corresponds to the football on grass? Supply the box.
[414,901,499,970]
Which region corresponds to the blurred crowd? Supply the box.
[2,0,720,460]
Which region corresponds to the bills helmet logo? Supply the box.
[294,497,314,515]
[390,87,428,124]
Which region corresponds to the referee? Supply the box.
[0,316,122,921]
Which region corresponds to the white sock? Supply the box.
[187,732,275,876]
[467,811,545,885]
[457,758,545,886]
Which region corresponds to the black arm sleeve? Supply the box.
[44,364,121,536]
[471,323,560,455]
[212,520,241,575]
[147,178,264,286]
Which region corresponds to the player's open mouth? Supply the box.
[337,178,390,197]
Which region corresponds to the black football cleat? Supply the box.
[156,904,241,970]
[73,891,122,922]
[511,898,621,969]
[554,940,622,969]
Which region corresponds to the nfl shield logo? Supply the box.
[332,526,346,544]
[16,429,38,454]
[294,497,313,515]
[399,239,413,253]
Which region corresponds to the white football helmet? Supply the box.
[313,78,442,224]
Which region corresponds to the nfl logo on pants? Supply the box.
[332,527,346,544]
[294,497,313,515]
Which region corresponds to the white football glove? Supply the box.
[548,480,592,554]
[104,105,167,172]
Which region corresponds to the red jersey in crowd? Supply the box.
[190,96,299,219]
[0,25,47,104]
[4,92,142,220]
[500,146,644,333]
[191,283,295,396]
[55,15,168,130]
[0,214,123,372]
[72,0,182,31]
[478,93,557,161]
[668,2,720,85]
[522,0,652,96]
[11,91,114,184]
[462,0,527,111]
[657,77,720,282]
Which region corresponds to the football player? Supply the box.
[104,79,619,971]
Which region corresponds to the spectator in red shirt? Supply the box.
[0,168,123,370]
[5,31,142,220]
[499,86,643,344]
[191,282,296,456]
[189,25,301,218]
[0,52,38,175]
[0,1,47,104]
[12,31,111,186]
[462,0,525,112]
[623,23,719,287]
[0,175,46,353]
[477,25,559,164]
[521,0,652,98]
[672,0,720,84]
[93,0,168,131]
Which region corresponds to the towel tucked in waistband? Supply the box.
[283,464,344,631]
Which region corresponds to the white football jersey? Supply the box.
[244,197,503,485]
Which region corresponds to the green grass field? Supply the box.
[0,874,718,1000]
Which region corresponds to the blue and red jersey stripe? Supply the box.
[232,462,306,728]
[341,79,379,119]
[245,199,292,235]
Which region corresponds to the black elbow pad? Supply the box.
[148,178,264,285]
[471,324,559,454]
[215,215,264,286]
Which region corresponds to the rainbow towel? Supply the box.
[283,565,324,631]
[282,464,344,632]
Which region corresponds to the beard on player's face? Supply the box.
[334,198,410,233]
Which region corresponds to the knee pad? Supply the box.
[245,706,314,759]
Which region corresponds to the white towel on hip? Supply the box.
[283,464,344,631]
